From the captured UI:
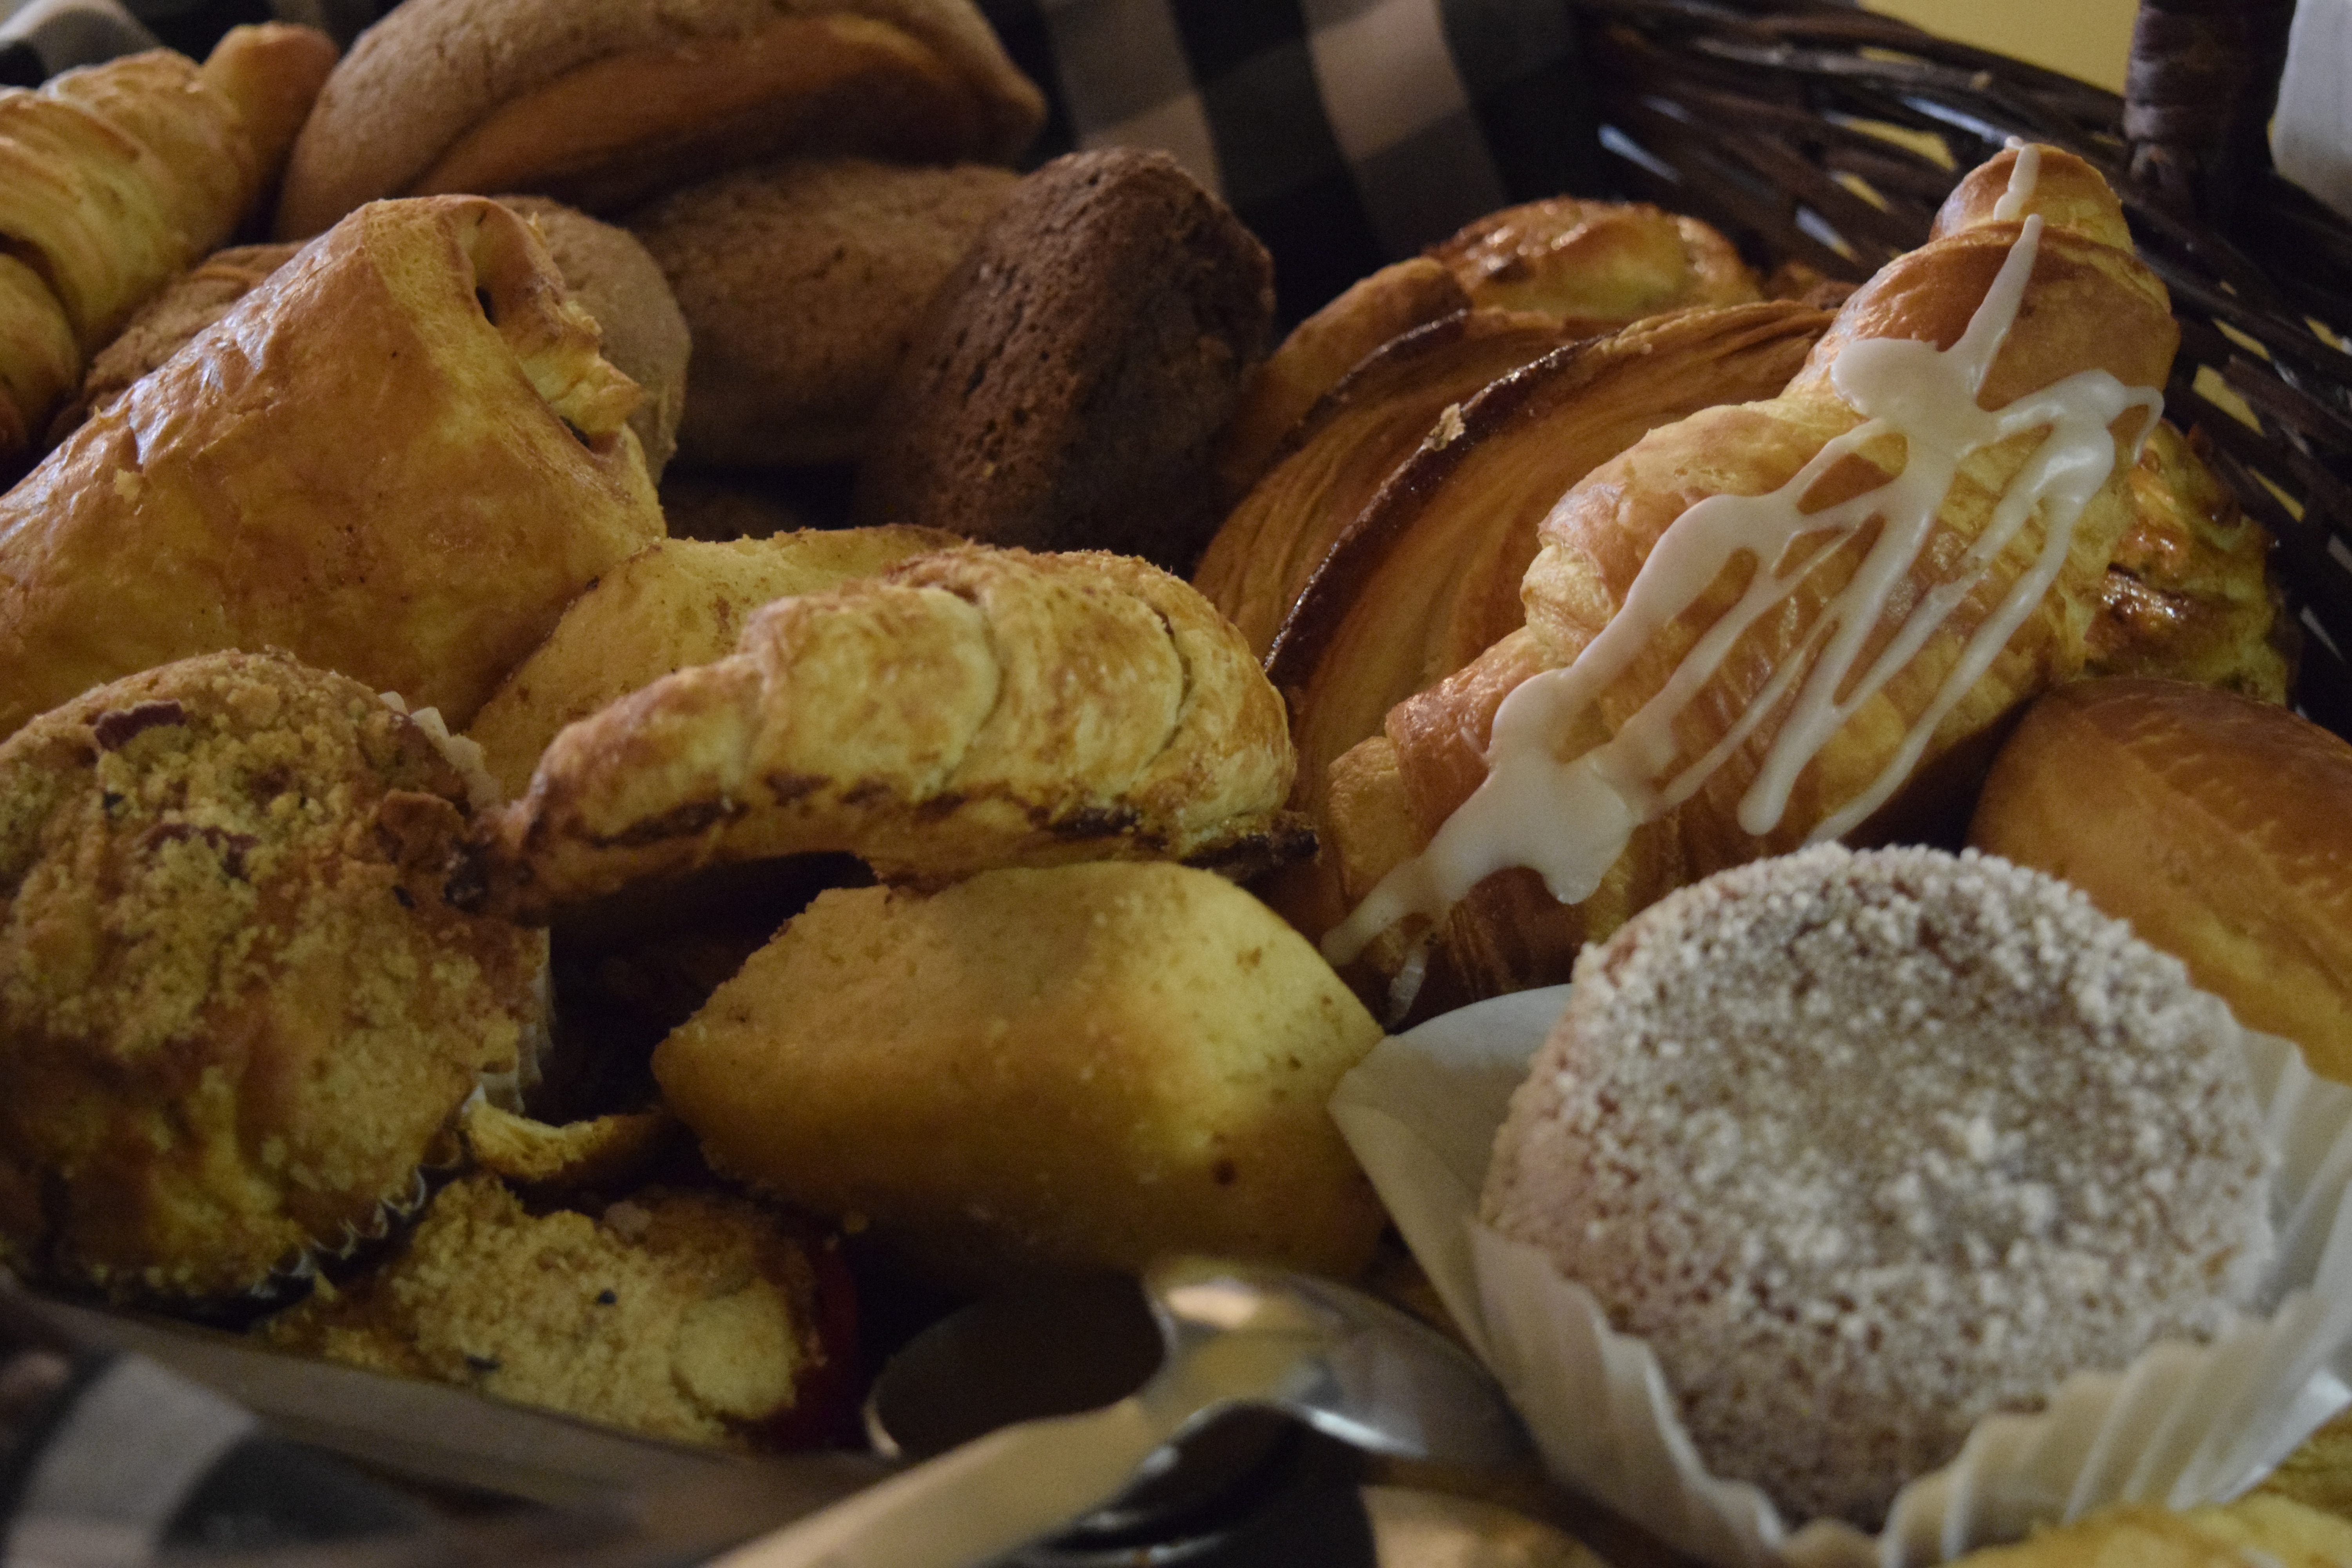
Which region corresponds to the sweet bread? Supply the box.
[273,0,1045,236]
[55,198,693,483]
[1966,676,2352,1084]
[261,1174,848,1449]
[2089,417,2294,699]
[652,860,1387,1289]
[497,196,693,482]
[1324,143,2178,1014]
[1194,309,1590,657]
[0,194,666,742]
[853,149,1274,572]
[466,526,959,797]
[631,157,1017,467]
[0,651,546,1305]
[1427,196,1761,322]
[482,546,1298,916]
[1261,302,1830,943]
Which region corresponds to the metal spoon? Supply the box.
[711,1254,1530,1568]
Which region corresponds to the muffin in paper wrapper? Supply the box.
[1328,985,2352,1567]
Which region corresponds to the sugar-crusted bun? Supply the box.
[1483,842,2273,1528]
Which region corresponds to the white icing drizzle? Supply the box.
[1992,140,2040,221]
[1324,163,2161,972]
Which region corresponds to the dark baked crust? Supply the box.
[632,158,1016,468]
[852,149,1274,572]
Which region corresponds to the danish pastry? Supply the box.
[1325,143,2177,1014]
[0,195,665,742]
[484,547,1297,917]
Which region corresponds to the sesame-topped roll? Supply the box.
[1481,842,2273,1529]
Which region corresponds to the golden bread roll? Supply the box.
[631,157,1018,467]
[57,198,692,480]
[482,546,1298,917]
[274,0,1045,237]
[1195,309,1588,657]
[1967,676,2352,1084]
[1323,143,2178,1017]
[0,194,665,742]
[466,526,958,796]
[1426,196,1760,322]
[652,860,1387,1290]
[0,27,331,464]
[262,1174,848,1450]
[0,651,545,1305]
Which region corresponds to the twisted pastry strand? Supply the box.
[486,547,1298,916]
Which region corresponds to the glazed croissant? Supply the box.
[0,25,334,462]
[1324,144,2179,1014]
[483,546,1298,919]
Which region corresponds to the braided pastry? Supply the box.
[1325,144,2178,1011]
[484,546,1298,917]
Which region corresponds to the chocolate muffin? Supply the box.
[853,148,1274,572]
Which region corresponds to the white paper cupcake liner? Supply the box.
[1329,985,2352,1566]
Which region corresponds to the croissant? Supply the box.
[0,194,664,742]
[1323,144,2179,1014]
[0,25,334,463]
[483,546,1298,918]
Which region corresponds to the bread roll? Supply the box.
[1967,676,2352,1084]
[0,26,332,465]
[652,860,1388,1289]
[0,195,664,742]
[466,526,958,796]
[631,158,1017,467]
[274,0,1044,236]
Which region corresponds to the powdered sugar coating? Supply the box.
[1481,843,2274,1528]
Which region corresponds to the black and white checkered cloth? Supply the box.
[982,0,1601,321]
[0,0,1602,323]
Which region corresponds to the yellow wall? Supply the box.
[1862,0,2136,93]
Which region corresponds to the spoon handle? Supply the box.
[711,1396,1173,1568]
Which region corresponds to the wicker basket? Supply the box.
[1561,0,2352,739]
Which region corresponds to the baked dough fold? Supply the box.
[485,546,1296,916]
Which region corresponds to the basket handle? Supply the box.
[2124,0,2296,223]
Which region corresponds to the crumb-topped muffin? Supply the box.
[262,1174,846,1450]
[1482,843,2274,1528]
[0,650,546,1305]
